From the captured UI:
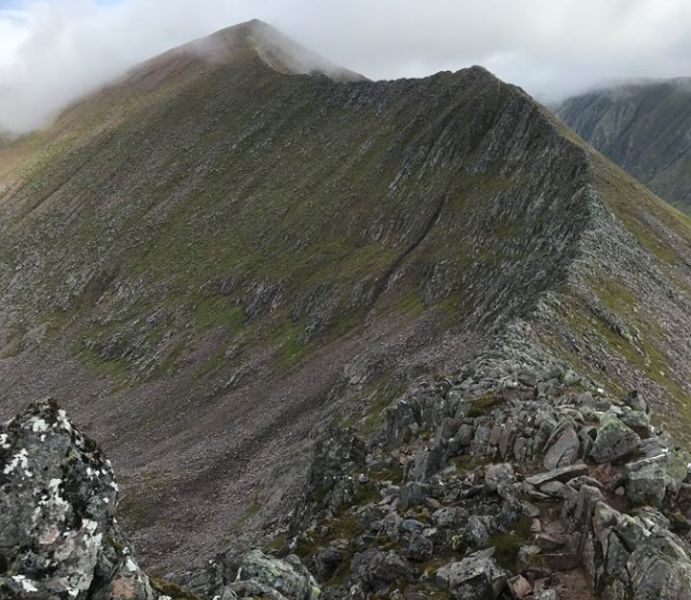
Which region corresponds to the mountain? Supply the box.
[0,18,690,591]
[556,78,691,215]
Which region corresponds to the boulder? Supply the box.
[628,543,691,599]
[436,548,508,599]
[626,457,669,507]
[350,549,412,591]
[233,550,320,600]
[313,542,347,581]
[484,463,515,494]
[406,533,433,562]
[543,426,580,470]
[0,399,155,600]
[589,413,640,464]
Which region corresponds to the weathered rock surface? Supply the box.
[0,399,155,600]
[436,548,508,599]
[276,358,691,599]
[224,549,320,600]
[0,400,323,600]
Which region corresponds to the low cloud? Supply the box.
[2,0,691,133]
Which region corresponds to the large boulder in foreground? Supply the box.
[0,399,154,600]
[224,549,320,600]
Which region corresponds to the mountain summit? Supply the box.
[0,19,689,596]
[135,19,366,84]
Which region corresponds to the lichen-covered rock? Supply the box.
[542,424,580,469]
[436,548,508,599]
[350,549,413,592]
[628,544,691,599]
[588,500,691,598]
[589,413,640,464]
[228,550,320,600]
[626,456,670,507]
[0,399,155,600]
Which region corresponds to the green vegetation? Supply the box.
[466,393,505,418]
[151,577,204,600]
[359,378,406,436]
[487,516,533,572]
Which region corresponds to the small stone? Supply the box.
[485,463,515,494]
[525,463,589,486]
[508,574,533,599]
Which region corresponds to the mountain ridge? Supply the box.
[557,78,691,215]
[0,20,689,579]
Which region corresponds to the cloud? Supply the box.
[1,0,691,133]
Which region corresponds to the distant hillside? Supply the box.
[0,19,689,577]
[557,78,691,215]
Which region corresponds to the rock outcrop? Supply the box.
[275,356,691,599]
[0,399,154,600]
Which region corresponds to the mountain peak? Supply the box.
[188,19,366,82]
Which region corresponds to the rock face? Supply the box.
[0,399,154,600]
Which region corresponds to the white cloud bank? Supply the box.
[1,0,691,133]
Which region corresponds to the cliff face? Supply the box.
[556,79,691,215]
[0,20,689,575]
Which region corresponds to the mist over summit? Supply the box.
[3,0,691,133]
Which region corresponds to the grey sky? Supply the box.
[1,0,691,133]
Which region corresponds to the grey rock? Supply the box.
[406,533,433,562]
[589,413,640,464]
[628,544,691,599]
[350,549,412,591]
[484,463,515,494]
[543,426,580,470]
[399,482,429,510]
[0,400,154,600]
[436,548,508,600]
[433,507,466,529]
[626,457,669,507]
[464,516,491,549]
[234,550,320,600]
[525,463,589,486]
[313,542,347,581]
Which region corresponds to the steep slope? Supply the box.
[0,19,689,575]
[557,79,691,215]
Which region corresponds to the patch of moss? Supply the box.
[487,516,533,572]
[360,378,405,436]
[466,393,504,418]
[150,577,203,600]
[369,464,404,485]
[452,454,492,473]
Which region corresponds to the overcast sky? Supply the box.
[1,0,691,133]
